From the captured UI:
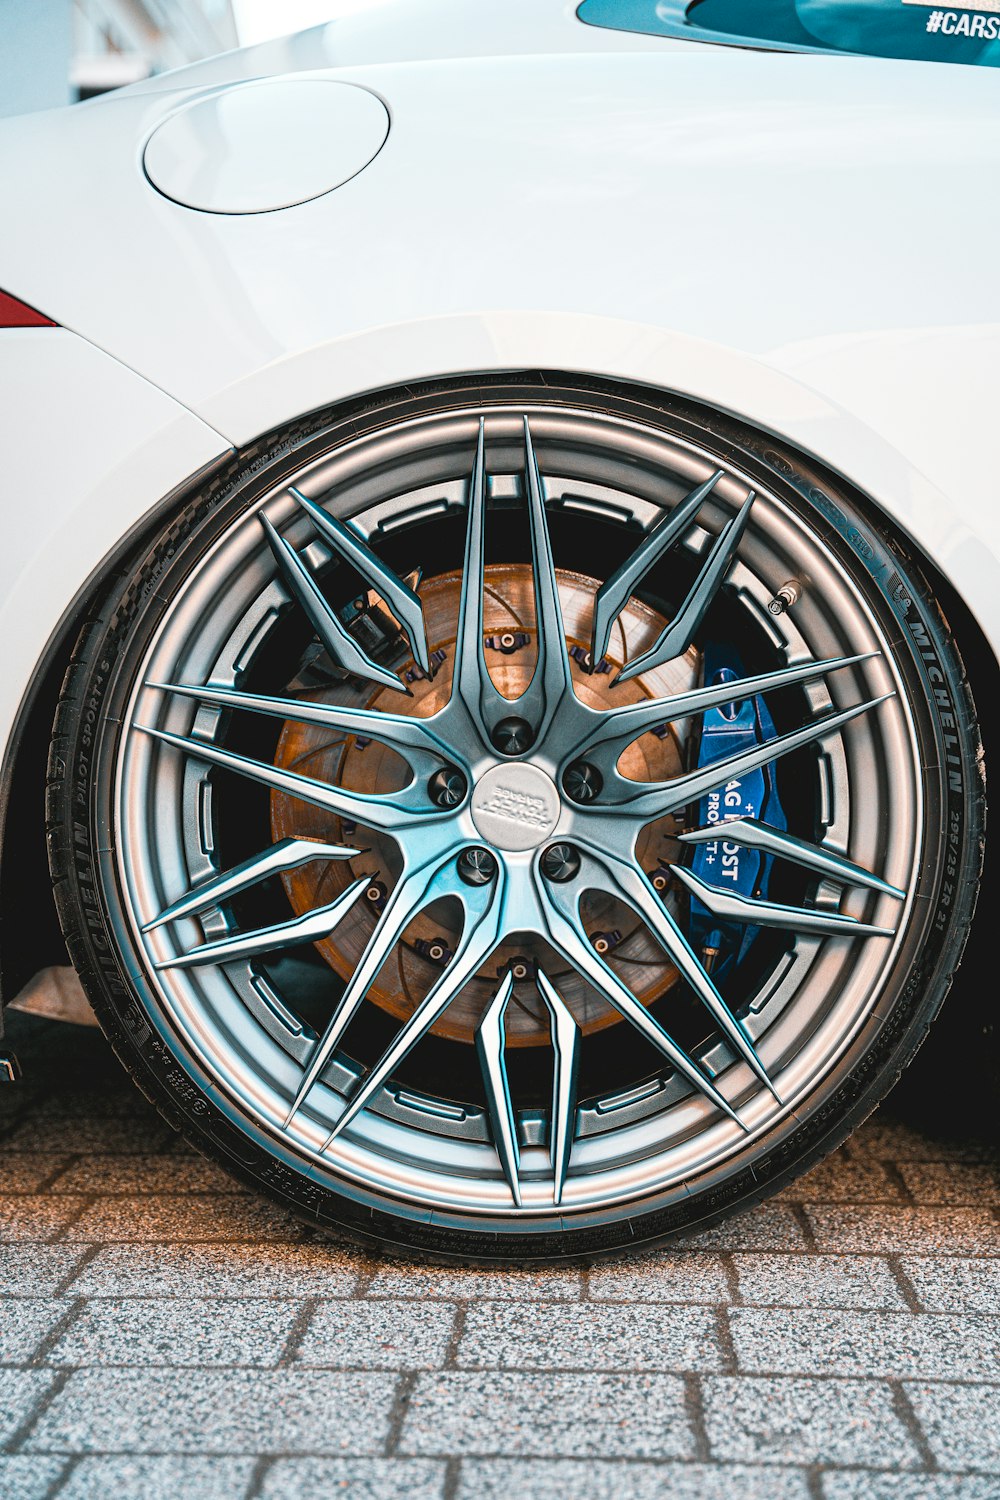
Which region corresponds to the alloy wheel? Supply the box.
[108,400,921,1228]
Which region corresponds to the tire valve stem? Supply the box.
[767,580,802,617]
[701,944,719,975]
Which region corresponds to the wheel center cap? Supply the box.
[470,761,561,852]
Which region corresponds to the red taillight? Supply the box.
[0,290,56,328]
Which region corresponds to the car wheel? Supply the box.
[47,376,984,1262]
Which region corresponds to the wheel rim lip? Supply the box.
[110,400,923,1225]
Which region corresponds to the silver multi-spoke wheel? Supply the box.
[52,382,980,1258]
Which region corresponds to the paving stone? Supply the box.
[5,1116,175,1153]
[401,1372,695,1458]
[0,1456,66,1500]
[783,1154,902,1203]
[26,1369,397,1453]
[897,1162,1000,1206]
[0,1247,88,1297]
[367,1262,582,1301]
[65,1194,305,1242]
[17,1089,152,1120]
[0,1196,88,1243]
[4,1000,998,1483]
[733,1254,905,1310]
[850,1120,996,1164]
[677,1204,807,1252]
[729,1307,1000,1380]
[47,1298,300,1367]
[702,1375,920,1466]
[72,1243,364,1298]
[260,1457,447,1499]
[589,1252,730,1304]
[458,1300,723,1372]
[51,1153,241,1194]
[905,1382,1000,1473]
[901,1257,1000,1314]
[806,1207,1000,1256]
[457,1459,812,1499]
[296,1299,455,1370]
[0,1299,71,1363]
[1,1155,74,1193]
[822,1475,1000,1500]
[58,1456,256,1499]
[0,1369,56,1446]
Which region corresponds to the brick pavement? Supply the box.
[0,1010,997,1500]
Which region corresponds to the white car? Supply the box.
[0,0,996,1261]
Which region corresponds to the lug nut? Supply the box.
[429,766,467,808]
[491,716,534,756]
[540,843,581,883]
[457,847,498,886]
[563,759,603,804]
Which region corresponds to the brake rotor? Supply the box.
[271,564,693,1045]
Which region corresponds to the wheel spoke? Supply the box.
[153,875,370,970]
[475,972,521,1206]
[536,969,581,1205]
[138,725,438,832]
[672,865,896,938]
[590,470,723,667]
[151,681,455,778]
[574,654,875,779]
[450,419,506,732]
[539,878,747,1128]
[616,492,755,684]
[289,487,430,673]
[511,417,575,736]
[589,852,779,1098]
[476,967,582,1207]
[612,694,893,824]
[319,868,505,1146]
[261,513,406,694]
[143,836,360,933]
[283,852,461,1124]
[678,818,905,898]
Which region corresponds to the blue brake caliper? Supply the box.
[687,646,786,978]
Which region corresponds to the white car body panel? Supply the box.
[0,14,998,775]
[0,330,230,750]
[118,0,691,99]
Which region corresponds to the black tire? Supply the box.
[46,374,985,1263]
